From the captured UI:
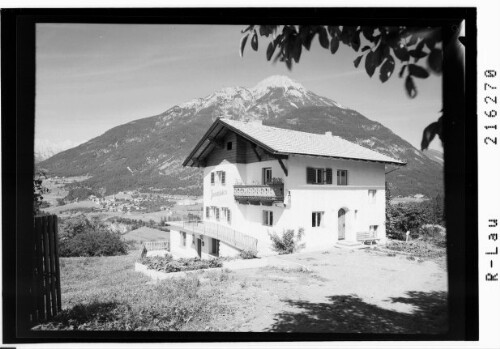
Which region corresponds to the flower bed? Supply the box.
[139,255,223,273]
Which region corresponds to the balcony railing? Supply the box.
[167,220,258,251]
[233,183,284,204]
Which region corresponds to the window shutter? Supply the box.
[262,168,266,185]
[312,212,316,227]
[325,168,333,184]
[221,171,226,185]
[306,167,315,184]
[211,172,214,184]
[262,211,266,225]
[270,211,273,226]
[227,209,231,223]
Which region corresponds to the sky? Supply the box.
[36,24,443,152]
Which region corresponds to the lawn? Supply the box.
[34,250,233,331]
[122,226,170,242]
[34,244,448,333]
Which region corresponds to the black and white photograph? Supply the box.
[1,5,484,346]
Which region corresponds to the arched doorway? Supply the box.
[338,208,346,240]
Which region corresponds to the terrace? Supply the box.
[167,220,258,251]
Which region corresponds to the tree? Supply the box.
[34,168,50,215]
[240,25,445,150]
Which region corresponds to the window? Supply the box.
[226,142,232,150]
[369,225,378,236]
[337,170,348,185]
[306,168,333,184]
[263,210,273,226]
[215,171,226,185]
[210,172,215,185]
[226,208,231,224]
[181,232,187,247]
[206,207,210,218]
[368,190,377,204]
[262,167,272,184]
[312,212,324,227]
[211,238,219,255]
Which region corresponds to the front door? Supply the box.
[338,209,346,240]
[197,238,202,258]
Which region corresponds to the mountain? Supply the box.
[35,139,82,162]
[40,75,443,198]
[422,149,444,165]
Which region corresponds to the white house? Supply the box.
[167,118,405,258]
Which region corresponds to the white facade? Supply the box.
[202,154,387,256]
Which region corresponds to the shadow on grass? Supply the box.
[266,291,448,333]
[32,301,122,330]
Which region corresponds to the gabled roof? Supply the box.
[183,118,406,167]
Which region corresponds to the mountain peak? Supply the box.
[252,75,305,93]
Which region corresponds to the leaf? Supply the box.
[353,55,363,68]
[266,42,276,61]
[251,32,258,51]
[291,40,302,63]
[330,36,340,54]
[302,31,315,51]
[420,118,442,150]
[318,27,329,49]
[379,55,395,83]
[398,64,407,78]
[405,75,417,98]
[365,51,376,77]
[408,64,430,79]
[393,46,410,61]
[408,49,427,59]
[241,25,253,34]
[239,34,249,57]
[351,31,361,52]
[427,48,442,74]
[362,27,375,41]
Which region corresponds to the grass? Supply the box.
[33,250,233,331]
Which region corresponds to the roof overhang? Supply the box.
[183,118,407,167]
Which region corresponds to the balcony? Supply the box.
[233,183,284,205]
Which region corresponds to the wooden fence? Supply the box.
[30,215,62,325]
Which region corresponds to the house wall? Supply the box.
[202,154,387,255]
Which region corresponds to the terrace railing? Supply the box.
[233,183,284,204]
[168,220,258,252]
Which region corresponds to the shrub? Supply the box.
[59,215,128,257]
[268,228,305,254]
[140,256,223,273]
[239,249,258,259]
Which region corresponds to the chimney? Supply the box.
[325,131,332,136]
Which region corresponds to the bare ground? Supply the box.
[210,248,448,333]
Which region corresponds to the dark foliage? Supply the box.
[33,169,49,215]
[64,186,100,202]
[59,215,128,257]
[242,25,443,150]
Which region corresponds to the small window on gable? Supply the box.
[226,142,232,150]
